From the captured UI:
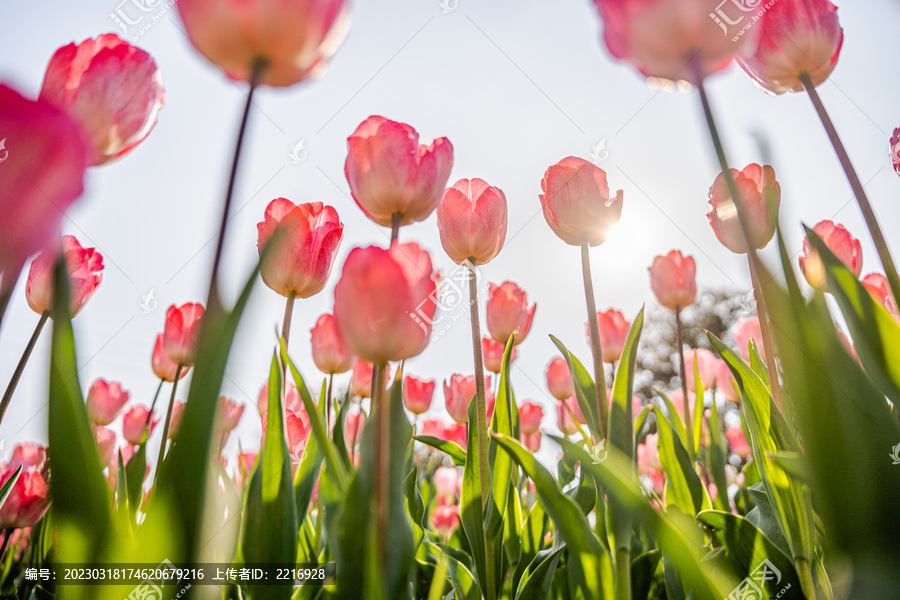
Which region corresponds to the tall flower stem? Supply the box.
[581,241,609,437]
[155,364,184,484]
[0,312,49,426]
[144,379,165,434]
[282,292,296,346]
[695,73,783,412]
[800,71,900,308]
[326,372,334,431]
[390,213,401,243]
[206,59,267,311]
[371,362,390,578]
[674,307,691,432]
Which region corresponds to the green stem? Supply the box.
[206,59,266,312]
[390,213,401,243]
[581,241,609,438]
[326,372,334,431]
[615,547,632,600]
[144,379,165,435]
[154,364,184,485]
[695,69,784,413]
[0,312,49,427]
[801,71,900,311]
[372,362,390,580]
[674,308,691,440]
[282,292,296,347]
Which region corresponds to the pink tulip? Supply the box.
[215,397,245,432]
[0,85,88,286]
[444,374,490,424]
[9,444,47,471]
[345,411,366,447]
[163,303,205,367]
[799,220,863,287]
[726,425,752,459]
[334,242,438,363]
[262,409,313,463]
[482,337,516,375]
[418,418,446,440]
[486,282,536,346]
[85,378,130,426]
[445,423,467,448]
[403,376,435,415]
[25,236,103,317]
[92,425,117,466]
[431,504,460,537]
[168,401,187,439]
[683,348,718,391]
[546,357,574,402]
[540,157,623,247]
[892,129,900,178]
[556,400,578,436]
[591,0,757,81]
[518,402,544,436]
[257,199,343,299]
[152,333,189,382]
[708,164,780,254]
[562,395,586,426]
[521,430,542,453]
[122,406,157,445]
[0,465,50,528]
[649,469,666,497]
[732,317,766,362]
[310,313,354,375]
[862,273,899,318]
[176,0,351,87]
[649,250,697,311]
[344,116,454,228]
[437,178,508,265]
[737,0,843,95]
[714,360,739,402]
[108,444,135,473]
[350,360,391,399]
[637,433,662,475]
[433,466,459,500]
[257,381,304,416]
[587,309,630,363]
[39,34,165,166]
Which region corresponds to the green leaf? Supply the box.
[413,436,467,466]
[0,466,22,510]
[491,434,612,599]
[124,443,146,521]
[487,334,517,538]
[691,358,704,458]
[652,406,704,516]
[513,498,548,593]
[293,384,329,523]
[459,398,487,598]
[515,545,566,600]
[652,388,687,446]
[630,549,661,600]
[241,352,297,600]
[550,335,602,440]
[706,399,730,513]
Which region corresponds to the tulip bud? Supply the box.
[708,164,780,254]
[714,360,739,403]
[163,303,205,367]
[345,411,366,448]
[444,374,489,424]
[732,317,766,362]
[546,357,574,402]
[310,313,354,375]
[0,465,50,528]
[433,466,460,500]
[726,425,752,459]
[437,178,508,265]
[92,425,117,466]
[486,282,535,347]
[518,402,544,436]
[540,157,622,247]
[215,397,245,433]
[684,348,718,391]
[521,430,542,453]
[153,333,189,382]
[431,504,460,537]
[26,235,103,317]
[799,220,862,288]
[122,405,157,445]
[350,360,391,398]
[403,376,435,415]
[556,400,578,436]
[587,309,630,363]
[482,337,515,375]
[168,401,187,439]
[86,378,130,426]
[257,381,304,417]
[649,250,696,310]
[444,423,467,449]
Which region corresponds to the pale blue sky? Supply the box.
[1,0,899,466]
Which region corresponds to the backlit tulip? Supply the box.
[522,431,542,453]
[163,303,205,367]
[437,178,508,265]
[649,250,697,310]
[168,401,187,439]
[637,433,662,475]
[310,313,354,375]
[152,333,188,382]
[216,397,245,432]
[418,418,446,440]
[334,243,438,363]
[445,374,490,424]
[39,34,165,165]
[799,220,862,287]
[592,0,757,81]
[518,402,544,436]
[684,348,718,391]
[444,423,467,448]
[257,381,304,416]
[431,504,460,537]
[262,409,313,461]
[587,309,630,363]
[714,360,739,402]
[486,282,535,346]
[433,466,459,500]
[257,199,343,299]
[9,444,47,471]
[562,395,586,425]
[345,411,365,447]
[540,157,623,247]
[350,360,391,398]
[0,85,88,284]
[556,400,578,436]
[546,357,574,402]
[176,0,351,87]
[0,465,50,528]
[122,406,157,445]
[482,337,516,375]
[736,0,843,95]
[862,273,899,318]
[26,236,103,317]
[86,378,130,426]
[403,376,435,415]
[708,164,780,254]
[92,425,117,466]
[345,116,454,228]
[726,425,752,459]
[732,317,765,362]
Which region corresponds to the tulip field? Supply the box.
[2,0,900,599]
